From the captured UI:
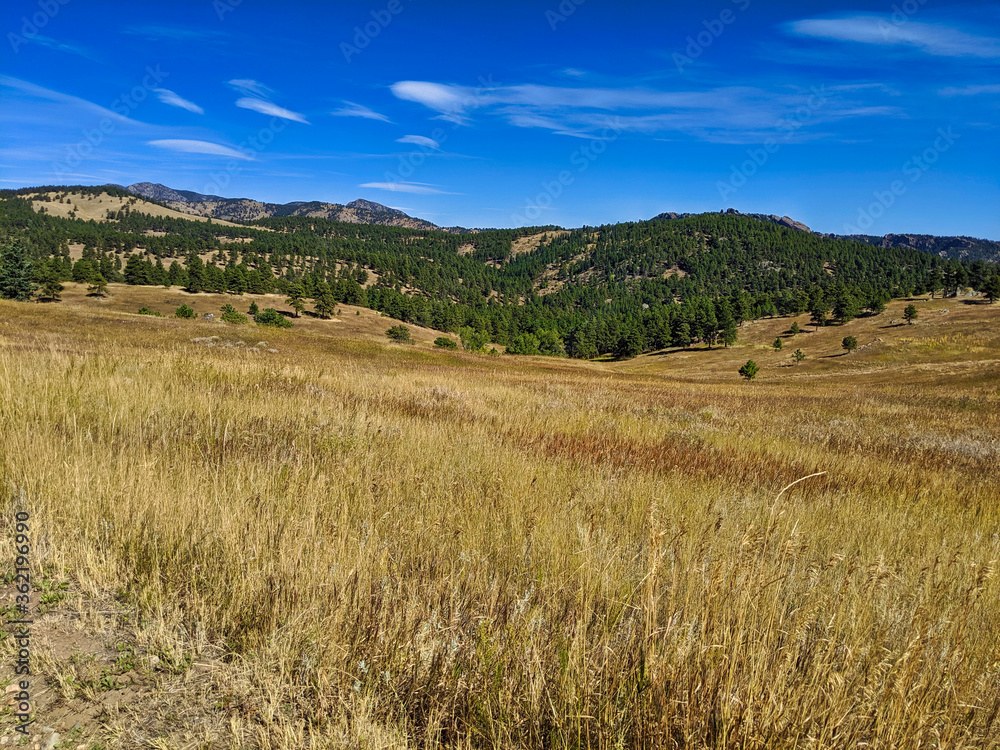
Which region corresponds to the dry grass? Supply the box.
[0,291,998,748]
[28,190,246,228]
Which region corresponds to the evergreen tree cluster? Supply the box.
[2,189,998,358]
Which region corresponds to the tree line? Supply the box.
[2,188,999,359]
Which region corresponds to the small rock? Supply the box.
[256,341,268,347]
[202,313,215,321]
[42,735,59,750]
[4,684,18,693]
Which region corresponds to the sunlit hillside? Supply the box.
[1,286,998,748]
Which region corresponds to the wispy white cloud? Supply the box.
[228,79,272,98]
[390,81,478,124]
[0,75,145,126]
[332,101,391,122]
[124,25,229,43]
[786,16,1000,58]
[939,84,1000,96]
[389,79,898,143]
[148,139,253,160]
[235,97,309,123]
[154,89,204,114]
[228,80,308,123]
[359,181,459,195]
[24,35,99,61]
[396,135,440,149]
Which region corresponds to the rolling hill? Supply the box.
[2,184,998,362]
[124,181,455,231]
[654,207,1000,263]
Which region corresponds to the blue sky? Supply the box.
[1,0,998,237]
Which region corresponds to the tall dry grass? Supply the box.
[1,301,998,748]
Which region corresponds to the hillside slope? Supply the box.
[3,186,998,362]
[125,181,446,230]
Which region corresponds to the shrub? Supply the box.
[458,326,490,352]
[536,329,566,357]
[793,349,805,364]
[507,332,540,355]
[386,325,411,343]
[137,307,162,317]
[772,338,783,351]
[87,276,109,298]
[842,336,858,354]
[248,301,259,316]
[739,359,760,380]
[220,304,248,325]
[175,304,196,319]
[254,308,293,328]
[434,337,458,349]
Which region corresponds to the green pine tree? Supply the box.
[0,242,36,301]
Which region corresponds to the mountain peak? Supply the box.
[123,182,449,231]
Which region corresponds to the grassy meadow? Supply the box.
[1,285,999,749]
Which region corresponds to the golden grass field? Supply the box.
[1,285,998,749]
[27,191,245,228]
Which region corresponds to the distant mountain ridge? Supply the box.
[653,207,999,263]
[842,233,1000,264]
[124,182,463,232]
[54,182,1000,263]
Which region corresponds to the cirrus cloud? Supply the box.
[388,79,899,144]
[235,96,309,123]
[154,88,204,114]
[332,101,392,122]
[786,16,1000,58]
[396,135,440,149]
[359,181,459,195]
[147,139,253,160]
[939,84,1000,96]
[228,79,272,97]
